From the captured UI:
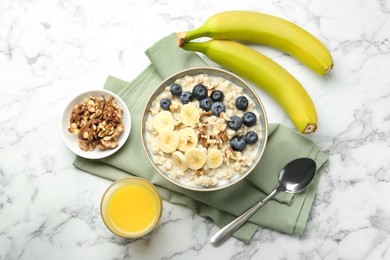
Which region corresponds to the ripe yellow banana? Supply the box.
[177,11,333,76]
[181,40,317,134]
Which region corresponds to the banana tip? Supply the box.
[324,64,334,75]
[302,124,317,134]
[176,32,186,47]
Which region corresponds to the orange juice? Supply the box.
[101,177,162,238]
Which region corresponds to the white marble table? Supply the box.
[1,0,390,259]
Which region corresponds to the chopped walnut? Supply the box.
[200,111,213,118]
[207,135,218,146]
[225,147,237,161]
[199,136,209,148]
[198,124,207,135]
[195,169,204,176]
[219,132,229,142]
[68,95,124,151]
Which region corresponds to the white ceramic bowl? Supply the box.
[61,89,131,159]
[141,67,268,191]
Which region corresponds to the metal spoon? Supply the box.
[210,158,317,246]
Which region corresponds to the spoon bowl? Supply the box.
[277,158,316,193]
[210,157,317,246]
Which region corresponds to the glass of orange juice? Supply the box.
[100,177,162,238]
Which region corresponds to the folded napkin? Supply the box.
[73,33,328,243]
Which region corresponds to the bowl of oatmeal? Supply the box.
[141,67,267,191]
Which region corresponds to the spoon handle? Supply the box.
[210,189,279,246]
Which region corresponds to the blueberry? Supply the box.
[245,131,258,144]
[192,84,208,100]
[227,116,242,130]
[236,96,248,111]
[199,98,212,111]
[170,83,182,96]
[210,101,226,116]
[243,112,257,126]
[179,91,193,104]
[211,90,224,102]
[160,98,171,110]
[230,136,247,152]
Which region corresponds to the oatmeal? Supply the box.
[145,74,263,188]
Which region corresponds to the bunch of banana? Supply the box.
[177,11,334,134]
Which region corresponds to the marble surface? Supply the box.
[1,0,390,259]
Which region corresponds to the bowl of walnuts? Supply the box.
[61,89,131,159]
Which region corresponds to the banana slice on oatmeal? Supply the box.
[178,128,198,152]
[180,104,200,126]
[153,111,175,133]
[185,148,207,171]
[206,148,224,169]
[172,151,189,171]
[158,130,180,153]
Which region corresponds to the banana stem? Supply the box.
[176,32,187,47]
[176,27,208,47]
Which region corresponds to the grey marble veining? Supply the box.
[1,0,390,259]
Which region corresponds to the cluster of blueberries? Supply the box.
[160,82,259,152]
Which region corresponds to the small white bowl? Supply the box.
[61,89,131,159]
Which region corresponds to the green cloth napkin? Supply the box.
[73,33,328,243]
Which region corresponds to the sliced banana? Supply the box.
[157,130,180,153]
[180,104,200,126]
[153,111,175,133]
[185,147,207,170]
[206,148,224,169]
[178,127,198,152]
[172,151,188,171]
